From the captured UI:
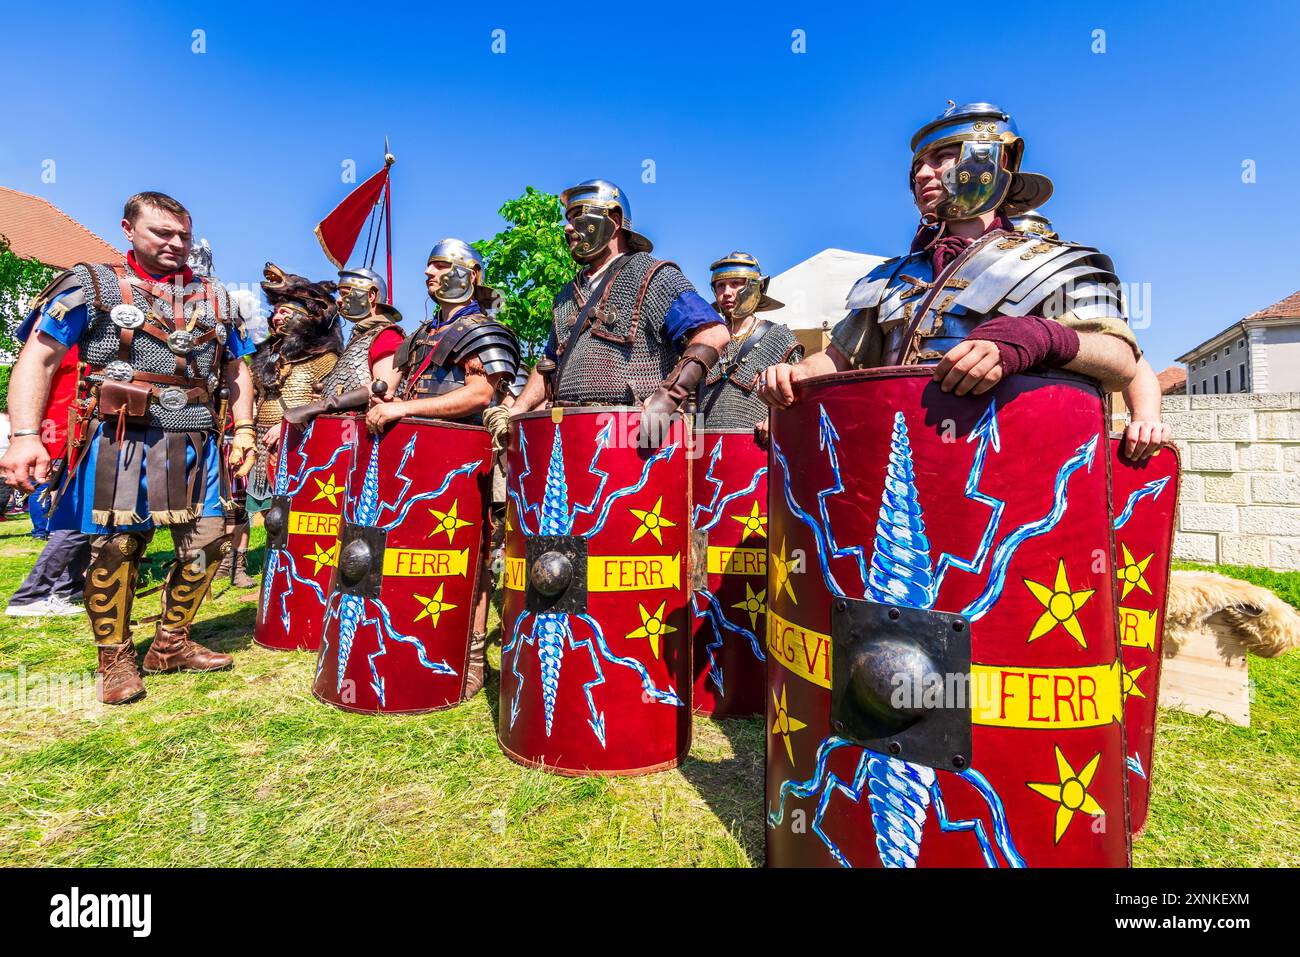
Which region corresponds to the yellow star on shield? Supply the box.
[1027,746,1105,844]
[1115,543,1154,600]
[771,537,798,606]
[1120,664,1148,701]
[308,540,338,575]
[625,600,676,659]
[413,584,458,628]
[730,501,768,539]
[771,684,807,766]
[428,500,472,543]
[1023,559,1095,648]
[732,582,766,631]
[629,497,676,545]
[312,473,344,506]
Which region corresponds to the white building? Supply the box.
[1178,290,1300,394]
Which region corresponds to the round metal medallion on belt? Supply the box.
[109,303,145,329]
[167,329,196,355]
[215,324,228,344]
[158,387,188,412]
[104,360,135,381]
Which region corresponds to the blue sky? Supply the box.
[2,0,1296,368]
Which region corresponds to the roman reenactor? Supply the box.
[498,180,729,775]
[760,102,1140,405]
[226,264,343,587]
[508,179,729,441]
[364,238,520,700]
[0,191,256,705]
[701,251,802,437]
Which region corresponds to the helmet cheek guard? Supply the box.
[731,277,763,319]
[339,283,373,320]
[435,264,475,305]
[570,206,618,263]
[937,141,1014,221]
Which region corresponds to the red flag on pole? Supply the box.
[314,165,391,270]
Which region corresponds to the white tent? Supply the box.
[765,248,887,353]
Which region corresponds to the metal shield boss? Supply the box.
[499,407,692,775]
[766,370,1131,867]
[1109,437,1180,835]
[254,414,352,652]
[313,417,492,713]
[691,430,768,718]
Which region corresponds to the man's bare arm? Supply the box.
[758,344,848,409]
[509,366,547,414]
[1063,332,1139,394]
[0,331,68,491]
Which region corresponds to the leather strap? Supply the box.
[701,319,774,417]
[553,254,631,390]
[895,230,1005,366]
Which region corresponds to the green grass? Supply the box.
[0,524,1295,866]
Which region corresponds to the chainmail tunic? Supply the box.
[699,321,803,429]
[73,262,234,431]
[548,253,699,405]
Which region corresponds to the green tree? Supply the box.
[473,186,576,362]
[0,234,54,363]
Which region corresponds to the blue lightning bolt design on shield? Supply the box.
[768,407,1031,868]
[321,435,480,707]
[503,418,684,746]
[689,435,767,695]
[260,420,350,633]
[1113,476,1170,530]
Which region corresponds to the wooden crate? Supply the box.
[1158,614,1250,726]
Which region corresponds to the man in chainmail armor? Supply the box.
[1,192,257,705]
[508,180,729,446]
[700,252,803,440]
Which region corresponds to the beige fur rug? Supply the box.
[1166,571,1300,658]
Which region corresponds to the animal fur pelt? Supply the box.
[1166,570,1300,659]
[253,262,343,396]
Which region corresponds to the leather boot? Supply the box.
[217,549,257,588]
[143,624,233,673]
[463,630,487,700]
[85,532,149,703]
[143,518,233,673]
[96,640,145,705]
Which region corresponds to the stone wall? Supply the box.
[1161,392,1300,569]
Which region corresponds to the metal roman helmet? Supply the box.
[426,238,497,309]
[559,179,654,263]
[709,251,784,320]
[337,266,388,320]
[909,102,1054,222]
[1009,208,1059,240]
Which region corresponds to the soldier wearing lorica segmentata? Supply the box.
[510,180,730,444]
[0,191,259,705]
[761,102,1141,408]
[701,252,802,431]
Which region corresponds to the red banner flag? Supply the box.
[314,165,390,270]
